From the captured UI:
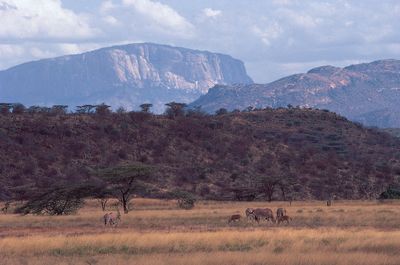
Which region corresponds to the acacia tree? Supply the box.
[76,105,96,114]
[165,102,187,118]
[140,103,153,113]
[0,103,12,114]
[12,103,26,114]
[95,103,111,115]
[15,182,99,215]
[51,105,68,115]
[97,164,152,213]
[257,175,281,202]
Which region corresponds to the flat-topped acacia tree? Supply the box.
[96,164,152,213]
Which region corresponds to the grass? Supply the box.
[1,199,400,264]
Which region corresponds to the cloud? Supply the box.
[58,43,102,55]
[100,0,116,14]
[1,0,400,84]
[252,22,282,46]
[0,0,98,41]
[0,44,24,58]
[29,47,56,59]
[103,15,119,26]
[202,8,221,18]
[122,0,194,38]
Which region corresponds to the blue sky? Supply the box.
[0,0,399,82]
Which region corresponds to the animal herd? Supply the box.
[103,207,291,227]
[229,207,292,225]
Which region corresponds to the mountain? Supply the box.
[191,59,400,127]
[0,43,253,112]
[1,109,400,200]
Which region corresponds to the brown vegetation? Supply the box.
[1,108,400,202]
[1,199,400,265]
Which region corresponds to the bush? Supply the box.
[379,187,400,200]
[169,190,196,209]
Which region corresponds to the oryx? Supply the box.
[103,209,121,227]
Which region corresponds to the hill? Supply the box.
[191,59,400,128]
[0,43,252,113]
[1,108,400,201]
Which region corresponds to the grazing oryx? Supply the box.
[103,209,121,227]
[276,208,287,219]
[252,208,275,223]
[277,215,292,225]
[228,214,242,223]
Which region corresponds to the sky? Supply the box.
[0,0,400,83]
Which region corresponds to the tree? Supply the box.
[15,182,98,215]
[95,103,111,115]
[165,102,187,118]
[140,103,153,113]
[257,175,281,202]
[92,186,114,211]
[96,164,152,213]
[244,106,254,112]
[116,107,127,114]
[0,103,12,115]
[215,108,228,116]
[12,103,26,114]
[51,105,68,115]
[76,105,96,114]
[27,106,42,114]
[277,174,298,201]
[186,106,206,117]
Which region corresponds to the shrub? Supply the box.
[379,187,400,200]
[169,190,196,209]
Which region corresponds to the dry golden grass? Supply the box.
[1,199,400,264]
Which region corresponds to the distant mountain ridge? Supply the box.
[0,43,253,112]
[191,59,400,128]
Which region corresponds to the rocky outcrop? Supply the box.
[191,59,400,128]
[0,43,252,112]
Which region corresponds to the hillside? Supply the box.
[1,108,400,201]
[191,59,400,128]
[0,43,252,113]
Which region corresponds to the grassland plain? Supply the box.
[1,199,400,265]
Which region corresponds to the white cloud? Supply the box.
[100,0,116,14]
[1,0,400,83]
[0,0,98,41]
[103,15,119,26]
[122,0,194,38]
[58,43,102,55]
[202,8,221,18]
[252,22,282,46]
[29,47,55,59]
[0,44,24,58]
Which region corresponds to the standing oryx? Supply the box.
[276,208,287,220]
[277,215,292,225]
[103,209,121,227]
[245,208,275,223]
[245,208,255,220]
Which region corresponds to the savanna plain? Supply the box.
[1,199,400,265]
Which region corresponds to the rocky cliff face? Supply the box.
[0,43,252,112]
[191,59,400,128]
